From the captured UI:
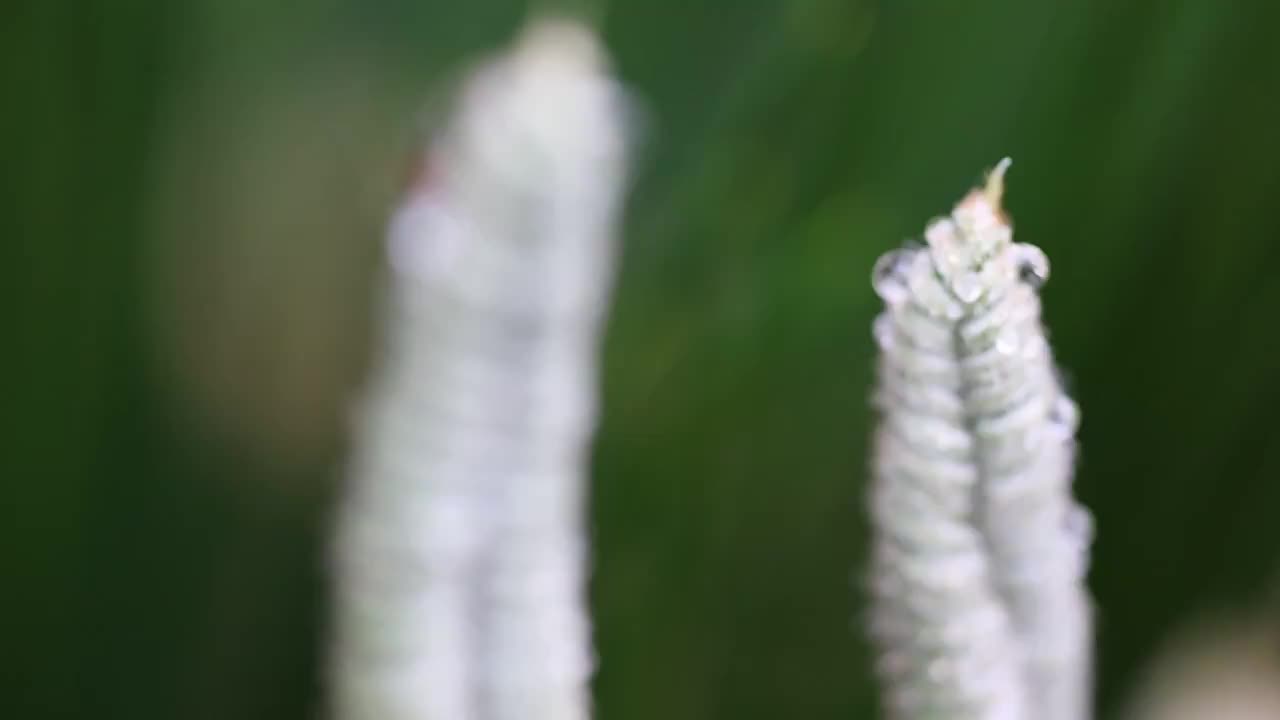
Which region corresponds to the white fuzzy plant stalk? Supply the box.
[867,160,1093,720]
[330,19,630,720]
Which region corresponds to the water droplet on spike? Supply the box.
[1064,503,1094,547]
[872,249,914,305]
[924,218,956,249]
[388,196,465,282]
[952,271,983,303]
[873,313,894,349]
[995,326,1020,355]
[1063,502,1095,577]
[1048,394,1080,437]
[1022,333,1045,360]
[1013,243,1050,288]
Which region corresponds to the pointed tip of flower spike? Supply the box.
[985,157,1012,208]
[956,157,1013,222]
[922,159,1017,288]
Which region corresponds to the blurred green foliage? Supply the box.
[4,1,1280,718]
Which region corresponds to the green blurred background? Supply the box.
[5,0,1280,718]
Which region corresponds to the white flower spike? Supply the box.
[868,160,1093,720]
[330,18,630,720]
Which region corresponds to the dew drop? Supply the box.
[1012,243,1050,288]
[995,326,1020,355]
[951,271,983,303]
[1022,333,1045,360]
[873,313,895,349]
[1063,503,1094,547]
[924,218,957,249]
[872,249,914,305]
[388,197,463,280]
[1063,503,1095,577]
[1048,394,1080,436]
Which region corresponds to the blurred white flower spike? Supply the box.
[331,18,630,720]
[868,160,1093,720]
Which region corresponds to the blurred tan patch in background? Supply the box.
[145,53,422,476]
[1125,605,1280,720]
